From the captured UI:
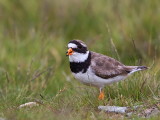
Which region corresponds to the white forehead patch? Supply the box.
[68,43,77,48]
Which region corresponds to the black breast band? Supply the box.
[70,52,91,73]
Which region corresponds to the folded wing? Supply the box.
[90,52,128,79]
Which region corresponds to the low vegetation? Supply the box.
[0,0,159,119]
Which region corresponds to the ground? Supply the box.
[0,0,160,119]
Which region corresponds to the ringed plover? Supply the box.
[66,40,148,100]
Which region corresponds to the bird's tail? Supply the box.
[125,66,148,74]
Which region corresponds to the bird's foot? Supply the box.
[98,91,104,100]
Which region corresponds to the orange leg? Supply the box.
[98,88,104,100]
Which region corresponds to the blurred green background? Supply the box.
[0,0,160,119]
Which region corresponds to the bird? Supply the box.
[66,40,148,100]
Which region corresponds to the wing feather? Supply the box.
[90,52,128,79]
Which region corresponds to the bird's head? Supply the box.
[66,40,89,62]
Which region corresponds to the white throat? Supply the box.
[69,51,89,62]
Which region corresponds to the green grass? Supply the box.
[0,0,160,119]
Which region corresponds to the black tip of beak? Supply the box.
[66,51,68,56]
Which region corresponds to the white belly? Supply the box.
[72,67,127,88]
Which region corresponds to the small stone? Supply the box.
[98,106,128,114]
[126,112,133,117]
[18,102,39,109]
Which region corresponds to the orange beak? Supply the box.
[66,48,74,56]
